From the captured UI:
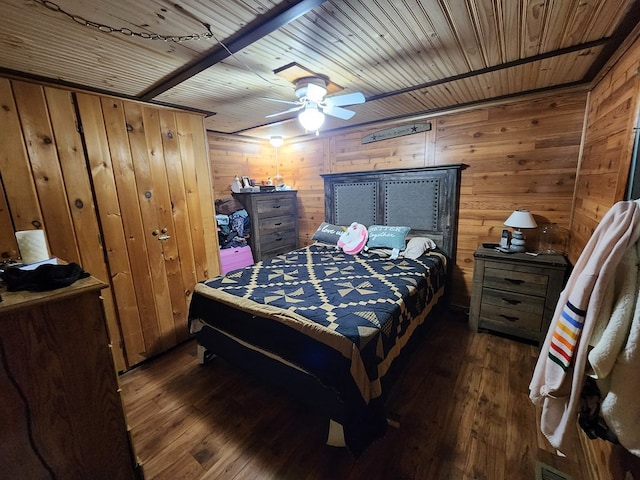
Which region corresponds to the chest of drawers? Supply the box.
[233,191,299,261]
[469,246,568,345]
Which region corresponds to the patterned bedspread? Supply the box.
[188,243,446,453]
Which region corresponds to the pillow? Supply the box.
[364,247,393,256]
[366,225,411,250]
[337,222,368,255]
[402,237,437,259]
[311,222,347,245]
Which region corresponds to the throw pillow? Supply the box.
[402,237,437,259]
[312,222,347,245]
[366,225,411,250]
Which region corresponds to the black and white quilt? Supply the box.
[188,243,446,453]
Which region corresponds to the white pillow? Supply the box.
[402,237,437,259]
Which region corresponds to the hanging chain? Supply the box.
[35,0,283,87]
[35,0,214,43]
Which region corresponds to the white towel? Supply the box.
[588,241,638,380]
[598,241,640,456]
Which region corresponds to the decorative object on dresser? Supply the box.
[232,191,299,261]
[469,246,568,345]
[504,209,538,252]
[0,275,140,479]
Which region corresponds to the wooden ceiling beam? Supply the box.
[139,0,328,102]
[584,0,640,81]
[366,38,611,104]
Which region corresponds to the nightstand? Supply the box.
[469,246,568,345]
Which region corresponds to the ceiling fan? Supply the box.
[265,76,365,132]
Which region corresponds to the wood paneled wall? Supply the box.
[568,33,640,265]
[209,135,275,197]
[208,91,587,307]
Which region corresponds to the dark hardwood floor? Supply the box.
[119,309,595,479]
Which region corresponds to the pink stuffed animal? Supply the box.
[337,222,368,255]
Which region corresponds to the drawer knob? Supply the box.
[504,277,525,285]
[499,314,519,322]
[502,298,521,305]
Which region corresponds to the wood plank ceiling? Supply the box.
[2,0,639,140]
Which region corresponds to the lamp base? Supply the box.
[509,230,526,253]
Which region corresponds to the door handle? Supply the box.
[158,234,171,241]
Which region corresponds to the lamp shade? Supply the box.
[504,209,538,229]
[298,105,325,131]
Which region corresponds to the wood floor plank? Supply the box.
[119,309,595,479]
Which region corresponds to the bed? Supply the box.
[188,164,466,455]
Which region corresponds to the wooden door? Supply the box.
[76,93,218,365]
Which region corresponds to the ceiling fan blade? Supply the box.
[325,92,365,107]
[262,97,301,106]
[323,105,356,120]
[265,105,303,118]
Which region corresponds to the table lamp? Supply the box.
[504,209,537,252]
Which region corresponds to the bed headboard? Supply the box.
[321,164,466,262]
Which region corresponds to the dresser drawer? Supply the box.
[255,196,296,218]
[483,265,548,297]
[260,229,297,256]
[258,214,296,235]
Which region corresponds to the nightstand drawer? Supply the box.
[479,303,543,332]
[483,265,548,297]
[481,287,545,315]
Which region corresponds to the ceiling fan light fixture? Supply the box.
[269,135,284,148]
[294,77,327,102]
[298,105,325,132]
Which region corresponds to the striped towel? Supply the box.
[549,301,587,370]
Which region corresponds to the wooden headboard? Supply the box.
[321,164,466,263]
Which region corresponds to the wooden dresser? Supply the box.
[233,191,299,261]
[0,276,140,479]
[469,246,568,345]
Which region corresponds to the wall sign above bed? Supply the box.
[321,164,467,264]
[361,122,432,144]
